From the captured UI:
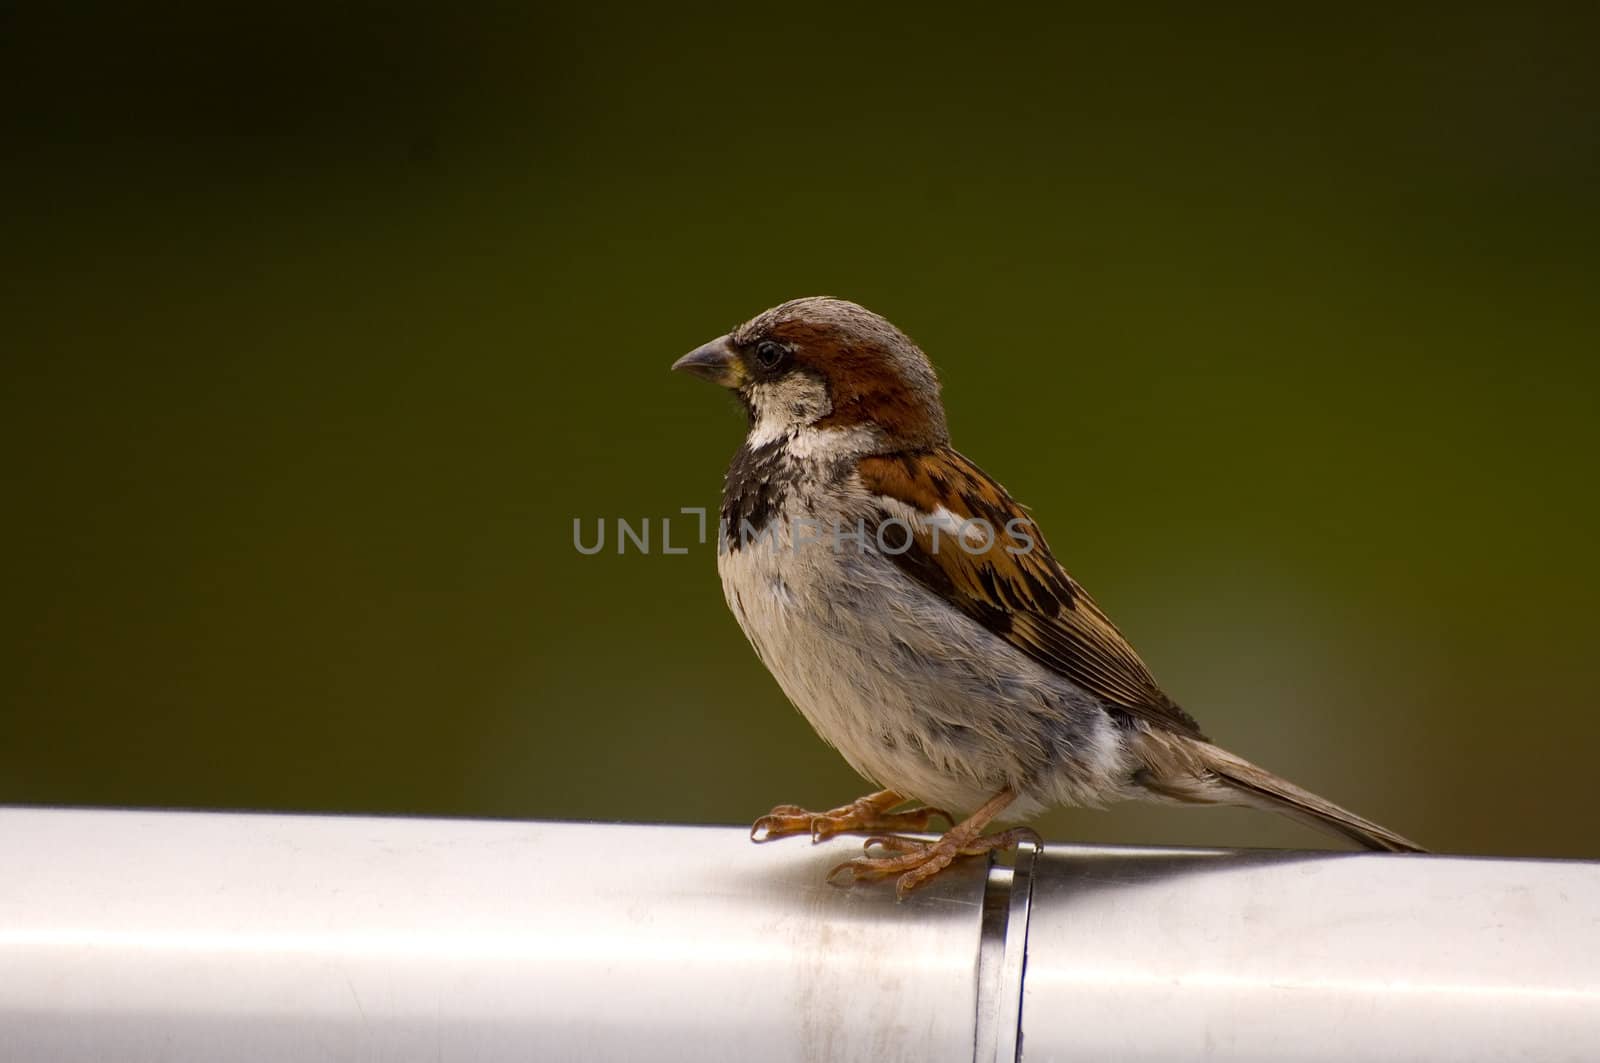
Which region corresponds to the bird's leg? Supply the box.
[750,788,953,844]
[827,788,1042,899]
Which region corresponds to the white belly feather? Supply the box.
[717,502,1132,818]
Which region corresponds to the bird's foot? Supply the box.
[749,789,952,844]
[827,826,1043,899]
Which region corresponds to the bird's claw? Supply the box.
[749,796,952,845]
[750,807,812,843]
[826,827,1045,898]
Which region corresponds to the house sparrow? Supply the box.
[673,297,1424,897]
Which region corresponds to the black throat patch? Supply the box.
[721,438,793,551]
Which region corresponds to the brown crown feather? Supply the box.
[733,297,950,448]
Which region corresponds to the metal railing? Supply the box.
[3,808,1597,1061]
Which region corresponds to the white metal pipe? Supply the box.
[2,808,1596,1062]
[1020,846,1600,1062]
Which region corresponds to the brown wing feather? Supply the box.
[858,448,1205,738]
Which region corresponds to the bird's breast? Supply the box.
[710,437,1133,815]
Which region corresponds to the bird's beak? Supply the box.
[672,335,744,389]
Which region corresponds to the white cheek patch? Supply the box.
[745,374,832,446]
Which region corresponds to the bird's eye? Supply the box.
[754,340,788,370]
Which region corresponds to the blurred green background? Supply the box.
[4,5,1597,858]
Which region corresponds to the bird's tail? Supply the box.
[1136,733,1426,853]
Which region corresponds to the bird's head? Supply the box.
[673,297,949,451]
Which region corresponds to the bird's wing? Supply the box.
[856,447,1205,738]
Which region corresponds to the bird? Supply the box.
[672,296,1424,897]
